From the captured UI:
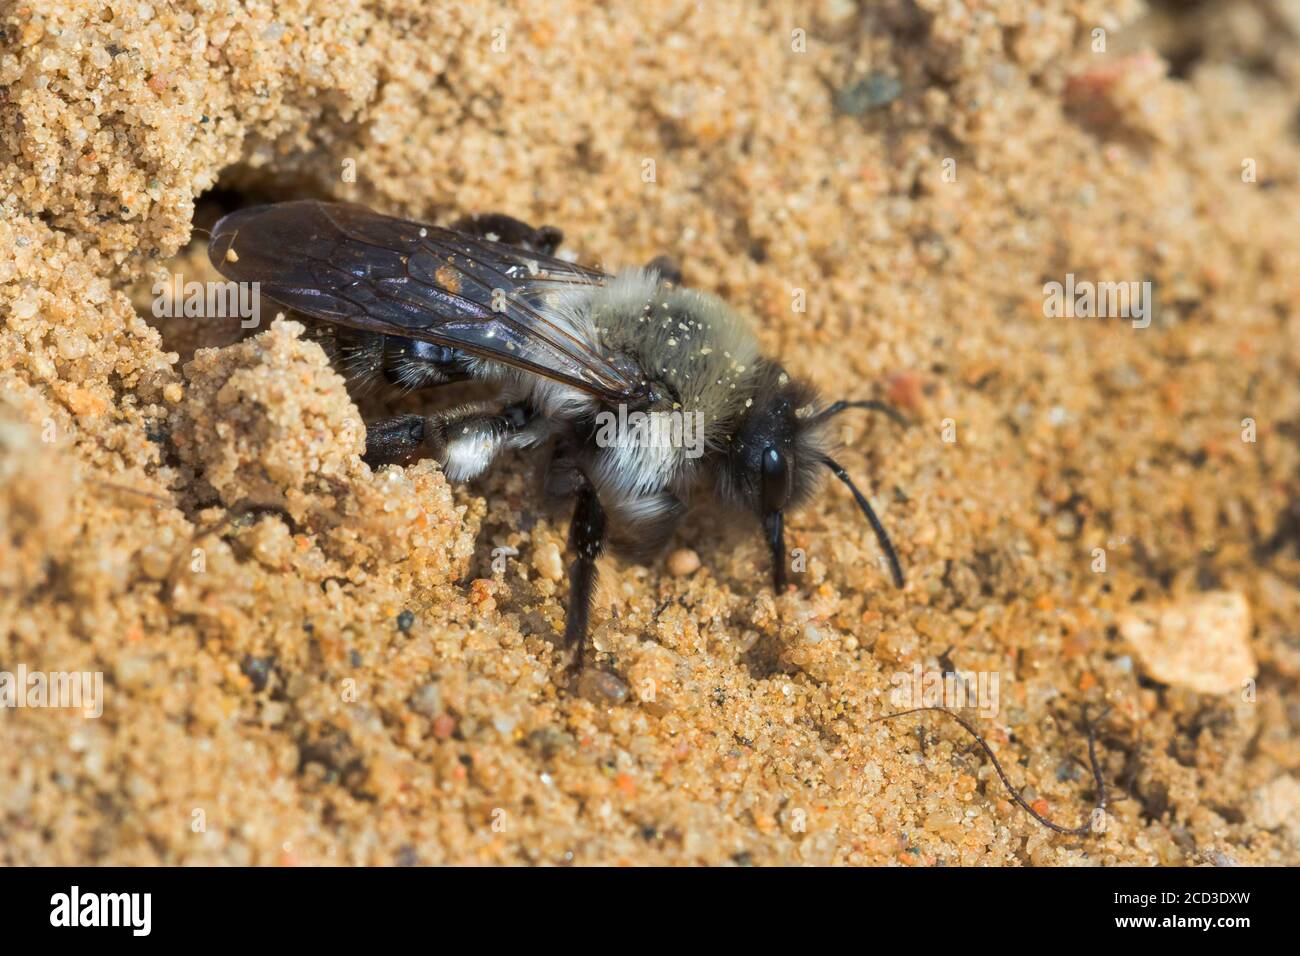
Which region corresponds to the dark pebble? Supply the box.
[239,654,274,693]
[834,73,902,115]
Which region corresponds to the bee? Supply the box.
[209,200,905,673]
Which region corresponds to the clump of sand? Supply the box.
[1,1,1298,865]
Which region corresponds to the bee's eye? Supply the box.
[760,445,791,513]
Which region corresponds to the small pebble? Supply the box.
[667,547,701,577]
[394,845,419,867]
[532,541,563,581]
[432,714,456,739]
[239,654,274,693]
[834,73,902,115]
[410,683,441,718]
[578,669,629,704]
[1118,590,1255,695]
[136,544,172,580]
[493,714,516,735]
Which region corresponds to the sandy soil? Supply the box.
[1,0,1298,865]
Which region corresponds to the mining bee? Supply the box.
[209,200,905,673]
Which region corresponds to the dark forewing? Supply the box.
[207,200,641,400]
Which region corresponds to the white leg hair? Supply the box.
[363,402,550,480]
[439,402,550,483]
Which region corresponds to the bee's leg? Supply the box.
[448,212,563,257]
[364,413,438,467]
[544,454,607,672]
[643,255,682,286]
[562,479,607,673]
[363,402,546,479]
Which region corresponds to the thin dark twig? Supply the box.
[92,480,172,507]
[865,705,1110,836]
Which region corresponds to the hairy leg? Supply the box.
[643,254,682,286]
[544,451,611,673]
[563,481,607,673]
[363,402,547,480]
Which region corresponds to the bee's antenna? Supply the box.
[816,399,909,428]
[823,457,905,588]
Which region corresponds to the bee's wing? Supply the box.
[207,200,641,400]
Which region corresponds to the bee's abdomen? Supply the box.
[328,328,471,391]
[381,336,471,389]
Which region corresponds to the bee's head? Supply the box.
[721,361,906,592]
[722,363,823,522]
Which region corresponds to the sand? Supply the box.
[1,0,1298,865]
